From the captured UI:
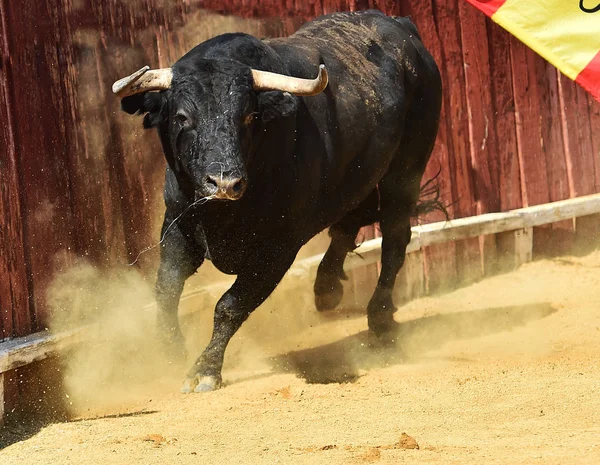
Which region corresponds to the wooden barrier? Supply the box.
[2,192,600,424]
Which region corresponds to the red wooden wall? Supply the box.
[1,0,599,342]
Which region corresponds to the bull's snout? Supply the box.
[204,174,247,200]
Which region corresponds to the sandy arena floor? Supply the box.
[1,250,600,464]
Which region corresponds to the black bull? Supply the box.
[114,10,442,393]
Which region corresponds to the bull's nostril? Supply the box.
[206,176,218,188]
[232,179,246,194]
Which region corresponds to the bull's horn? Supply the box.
[112,66,173,97]
[251,64,328,96]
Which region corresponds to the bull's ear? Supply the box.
[257,91,299,123]
[120,92,166,128]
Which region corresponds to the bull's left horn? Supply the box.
[112,66,173,97]
[251,64,328,96]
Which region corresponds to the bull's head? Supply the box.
[113,60,328,201]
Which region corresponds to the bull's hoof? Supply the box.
[367,301,398,350]
[180,375,222,394]
[314,278,344,311]
[180,377,197,394]
[194,376,222,392]
[367,292,397,333]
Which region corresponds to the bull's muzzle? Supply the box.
[203,175,247,201]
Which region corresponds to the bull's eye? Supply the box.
[243,112,257,126]
[176,110,190,127]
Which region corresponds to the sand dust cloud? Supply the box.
[46,259,183,416]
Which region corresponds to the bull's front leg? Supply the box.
[155,217,205,361]
[181,250,297,393]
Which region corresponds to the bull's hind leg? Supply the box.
[368,75,441,339]
[314,189,379,311]
[366,181,416,338]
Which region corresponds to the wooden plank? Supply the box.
[195,0,403,23]
[417,212,525,246]
[486,20,522,212]
[431,0,477,210]
[539,67,570,202]
[403,0,458,292]
[514,228,534,266]
[510,37,551,208]
[556,75,600,255]
[459,1,499,215]
[1,359,69,425]
[3,0,81,330]
[0,0,31,339]
[559,74,596,199]
[496,230,517,272]
[582,92,600,253]
[574,214,600,254]
[515,194,600,227]
[62,28,129,268]
[393,249,425,305]
[587,92,600,193]
[415,194,600,244]
[509,36,561,257]
[302,194,600,276]
[421,244,456,294]
[343,231,422,272]
[459,3,502,277]
[537,65,574,256]
[420,227,457,295]
[432,0,482,286]
[0,329,84,374]
[497,227,533,271]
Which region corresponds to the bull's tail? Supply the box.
[413,166,451,223]
[391,15,422,41]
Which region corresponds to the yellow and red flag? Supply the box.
[465,0,600,102]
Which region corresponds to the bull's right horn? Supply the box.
[112,66,173,98]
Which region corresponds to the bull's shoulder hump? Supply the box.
[390,16,421,41]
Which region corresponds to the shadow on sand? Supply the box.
[269,302,557,384]
[0,409,159,450]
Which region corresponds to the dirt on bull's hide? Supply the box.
[2,251,600,464]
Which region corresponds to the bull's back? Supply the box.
[270,11,436,153]
[266,11,440,214]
